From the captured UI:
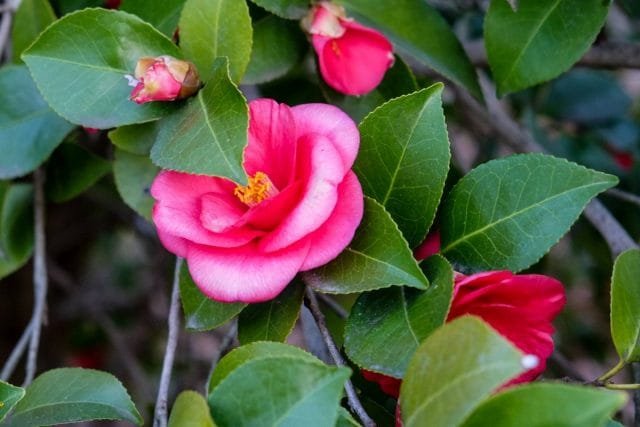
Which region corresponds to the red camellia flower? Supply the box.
[128,56,200,104]
[304,1,394,96]
[151,99,364,303]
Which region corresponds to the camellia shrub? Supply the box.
[1,0,640,426]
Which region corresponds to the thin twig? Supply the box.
[634,363,640,427]
[605,188,640,209]
[1,320,34,381]
[316,293,349,319]
[305,288,375,427]
[549,352,588,383]
[205,320,238,393]
[23,169,48,386]
[153,257,183,427]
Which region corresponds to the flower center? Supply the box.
[234,171,278,207]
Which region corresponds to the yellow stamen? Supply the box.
[234,171,278,207]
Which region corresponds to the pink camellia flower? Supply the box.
[303,2,394,96]
[151,99,364,303]
[128,56,200,104]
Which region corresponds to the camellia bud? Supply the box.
[127,55,200,104]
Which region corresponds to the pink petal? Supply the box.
[200,193,246,233]
[244,99,298,190]
[241,180,304,231]
[301,171,363,270]
[185,239,310,303]
[290,103,360,171]
[413,230,441,260]
[155,227,188,258]
[258,134,345,253]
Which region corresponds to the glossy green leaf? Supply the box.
[113,149,158,220]
[242,15,306,85]
[441,154,618,272]
[10,368,142,426]
[355,84,450,247]
[304,197,429,294]
[22,8,182,128]
[11,0,56,64]
[151,58,248,182]
[0,66,74,179]
[108,122,158,156]
[179,263,245,331]
[0,183,34,280]
[179,0,252,83]
[401,316,524,427]
[46,143,111,203]
[248,0,310,19]
[238,280,304,344]
[461,383,626,427]
[323,56,418,124]
[610,249,640,362]
[209,342,350,427]
[485,0,609,95]
[120,0,185,37]
[338,0,481,99]
[344,255,453,378]
[168,391,216,427]
[0,380,25,422]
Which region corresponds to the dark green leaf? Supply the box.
[11,0,56,64]
[120,0,185,37]
[304,197,429,294]
[461,383,626,427]
[113,149,158,220]
[401,316,524,427]
[168,391,216,427]
[238,280,304,344]
[485,0,609,95]
[108,122,158,156]
[344,255,453,377]
[338,0,481,99]
[179,263,245,331]
[0,380,25,422]
[46,143,111,203]
[208,342,350,427]
[610,249,640,362]
[151,58,248,182]
[23,8,182,128]
[0,183,34,280]
[441,154,618,272]
[0,66,74,179]
[355,84,450,247]
[248,0,310,19]
[179,0,252,83]
[242,15,306,85]
[10,368,142,426]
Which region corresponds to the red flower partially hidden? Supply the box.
[304,2,394,96]
[128,56,199,104]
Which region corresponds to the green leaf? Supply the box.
[168,391,216,427]
[344,255,453,378]
[113,149,158,220]
[0,381,25,422]
[208,342,350,427]
[485,0,609,95]
[355,84,450,248]
[22,8,182,128]
[46,143,111,203]
[10,368,142,426]
[179,0,252,83]
[109,122,158,156]
[0,183,34,280]
[120,0,186,37]
[151,58,248,182]
[610,249,640,362]
[179,263,245,331]
[304,197,429,294]
[238,280,304,344]
[338,0,481,99]
[336,408,360,427]
[461,383,626,427]
[323,56,418,124]
[440,153,618,272]
[242,15,306,85]
[401,316,524,427]
[248,0,310,19]
[0,66,74,179]
[11,0,56,64]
